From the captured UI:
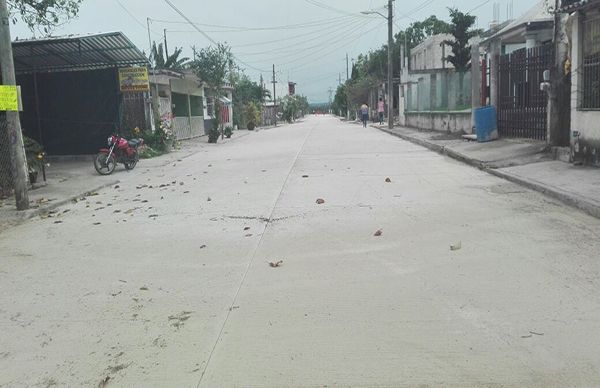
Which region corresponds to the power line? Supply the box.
[161,0,268,73]
[149,14,358,32]
[115,0,162,36]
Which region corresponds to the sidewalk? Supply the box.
[0,130,251,231]
[375,124,600,219]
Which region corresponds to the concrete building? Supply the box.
[410,34,454,71]
[561,0,600,166]
[150,70,206,139]
[399,34,472,134]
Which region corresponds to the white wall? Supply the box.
[570,10,600,166]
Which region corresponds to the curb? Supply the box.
[378,126,600,220]
[0,180,119,231]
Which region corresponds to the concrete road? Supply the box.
[1,116,600,388]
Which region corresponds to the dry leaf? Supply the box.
[244,226,251,231]
[374,229,383,237]
[450,242,462,251]
[316,198,325,205]
[385,177,392,183]
[269,260,284,268]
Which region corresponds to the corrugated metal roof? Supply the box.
[12,32,149,74]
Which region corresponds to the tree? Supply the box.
[231,73,269,128]
[150,42,189,70]
[443,8,480,72]
[7,0,83,33]
[189,44,234,140]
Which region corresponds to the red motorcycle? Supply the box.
[94,134,144,175]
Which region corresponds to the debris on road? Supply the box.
[200,245,207,249]
[302,175,309,178]
[98,376,110,388]
[140,286,149,291]
[450,242,462,251]
[269,260,284,268]
[207,197,212,202]
[385,177,392,183]
[374,229,383,237]
[245,233,253,237]
[316,198,325,205]
[244,226,251,231]
[168,311,193,329]
[530,331,544,336]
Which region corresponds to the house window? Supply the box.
[582,14,600,109]
[206,97,215,117]
[171,93,189,117]
[189,95,204,117]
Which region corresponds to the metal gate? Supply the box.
[497,45,552,140]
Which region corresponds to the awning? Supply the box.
[12,32,149,74]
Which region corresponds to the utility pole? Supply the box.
[387,0,394,129]
[272,64,277,127]
[163,29,169,58]
[346,53,350,121]
[0,0,29,210]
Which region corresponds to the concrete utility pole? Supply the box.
[346,53,350,121]
[272,64,277,127]
[547,0,570,146]
[0,0,29,210]
[163,29,169,58]
[387,0,394,129]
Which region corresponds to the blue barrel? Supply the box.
[474,106,498,142]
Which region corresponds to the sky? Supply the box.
[11,0,533,103]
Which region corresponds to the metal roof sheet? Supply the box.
[12,32,149,74]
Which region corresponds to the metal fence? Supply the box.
[497,45,552,140]
[582,14,600,109]
[405,70,472,112]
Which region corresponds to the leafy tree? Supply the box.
[150,42,189,70]
[7,0,83,33]
[331,84,348,117]
[231,73,269,128]
[443,8,480,72]
[281,95,309,123]
[189,44,234,138]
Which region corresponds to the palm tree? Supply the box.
[149,42,190,70]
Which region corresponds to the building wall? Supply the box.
[404,111,472,134]
[410,34,453,71]
[570,10,600,166]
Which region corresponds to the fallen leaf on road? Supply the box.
[385,177,392,183]
[530,331,544,336]
[245,234,253,237]
[180,182,184,186]
[93,222,101,226]
[200,245,207,249]
[184,191,190,194]
[450,242,462,251]
[302,175,309,178]
[114,185,120,189]
[374,229,383,237]
[269,260,284,268]
[53,220,63,224]
[244,226,251,231]
[316,198,325,205]
[149,214,159,218]
[98,376,110,388]
[140,286,149,291]
[207,197,212,202]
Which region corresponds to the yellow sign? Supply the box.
[118,67,150,92]
[0,85,18,111]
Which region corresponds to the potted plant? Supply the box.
[224,126,233,138]
[245,101,261,131]
[208,127,220,143]
[23,136,45,184]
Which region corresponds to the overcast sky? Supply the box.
[11,0,532,103]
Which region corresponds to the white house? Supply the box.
[561,0,600,166]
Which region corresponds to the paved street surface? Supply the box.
[2,115,600,387]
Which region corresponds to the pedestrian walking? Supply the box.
[360,103,369,128]
[378,97,385,125]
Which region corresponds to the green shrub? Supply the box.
[138,145,164,159]
[23,136,44,173]
[208,127,220,143]
[224,126,233,138]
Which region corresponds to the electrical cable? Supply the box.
[161,0,269,73]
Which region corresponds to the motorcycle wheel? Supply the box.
[124,153,139,170]
[94,153,117,175]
